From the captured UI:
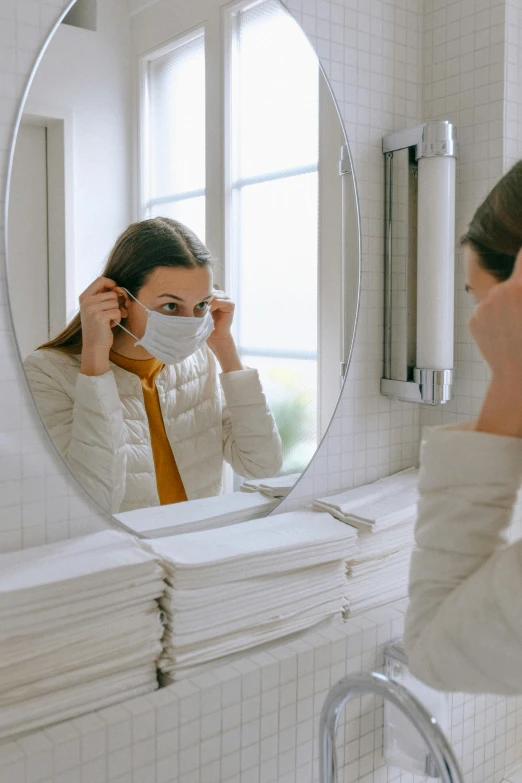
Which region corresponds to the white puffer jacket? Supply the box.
[24,347,283,514]
[404,422,522,694]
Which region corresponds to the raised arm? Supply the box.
[220,368,283,479]
[206,290,283,478]
[23,276,128,513]
[404,425,522,693]
[405,248,522,693]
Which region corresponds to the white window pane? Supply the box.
[234,1,319,180]
[149,197,206,245]
[236,173,318,355]
[147,33,205,203]
[242,355,317,474]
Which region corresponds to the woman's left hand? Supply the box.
[208,290,235,341]
[206,290,243,372]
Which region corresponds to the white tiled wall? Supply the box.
[418,0,508,432]
[505,1,522,170]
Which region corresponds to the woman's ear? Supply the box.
[114,287,129,319]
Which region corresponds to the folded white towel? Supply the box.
[152,509,357,680]
[159,619,336,682]
[344,548,413,617]
[160,597,344,671]
[348,518,415,562]
[168,560,337,612]
[313,468,419,531]
[347,548,412,579]
[0,530,162,607]
[147,510,358,588]
[114,492,278,538]
[1,582,164,638]
[163,568,346,643]
[0,530,165,740]
[0,612,164,709]
[0,667,157,740]
[240,473,301,498]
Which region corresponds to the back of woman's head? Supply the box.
[103,217,213,295]
[461,160,522,281]
[38,217,213,354]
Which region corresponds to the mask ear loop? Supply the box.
[114,287,151,342]
[111,286,152,343]
[116,322,138,340]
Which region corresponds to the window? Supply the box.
[228,0,319,474]
[142,31,206,243]
[139,0,343,477]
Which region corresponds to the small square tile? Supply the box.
[54,739,81,774]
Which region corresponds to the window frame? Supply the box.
[138,26,207,228]
[136,0,345,465]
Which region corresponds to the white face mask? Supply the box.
[117,289,215,365]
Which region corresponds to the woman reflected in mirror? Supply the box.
[24,217,283,513]
[404,160,522,694]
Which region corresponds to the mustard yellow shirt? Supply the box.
[109,351,188,505]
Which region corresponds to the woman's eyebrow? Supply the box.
[158,293,213,301]
[465,284,473,293]
[158,294,183,301]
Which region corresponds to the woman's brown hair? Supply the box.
[461,160,522,282]
[39,217,214,354]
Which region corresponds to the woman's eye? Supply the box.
[162,302,177,313]
[196,302,209,311]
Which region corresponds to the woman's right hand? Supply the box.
[79,277,121,376]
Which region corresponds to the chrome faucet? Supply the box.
[320,671,463,783]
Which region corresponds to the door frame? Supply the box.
[21,99,75,335]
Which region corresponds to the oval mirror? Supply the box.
[6,0,360,524]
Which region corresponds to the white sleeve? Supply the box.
[404,425,522,694]
[24,353,127,514]
[220,368,283,479]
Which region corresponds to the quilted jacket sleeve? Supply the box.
[404,424,522,694]
[220,368,283,479]
[24,352,127,514]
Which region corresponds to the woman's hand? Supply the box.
[206,290,243,373]
[471,248,522,437]
[208,290,235,340]
[79,277,122,376]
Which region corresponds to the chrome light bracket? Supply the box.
[381,122,456,406]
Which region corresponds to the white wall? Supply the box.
[25,0,133,310]
[419,0,506,436]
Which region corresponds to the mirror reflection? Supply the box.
[7,0,358,515]
[24,219,284,513]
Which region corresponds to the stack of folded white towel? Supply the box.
[0,530,165,739]
[313,468,419,617]
[146,510,357,680]
[114,491,278,538]
[240,473,301,499]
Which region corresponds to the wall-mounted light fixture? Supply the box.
[380,121,457,406]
